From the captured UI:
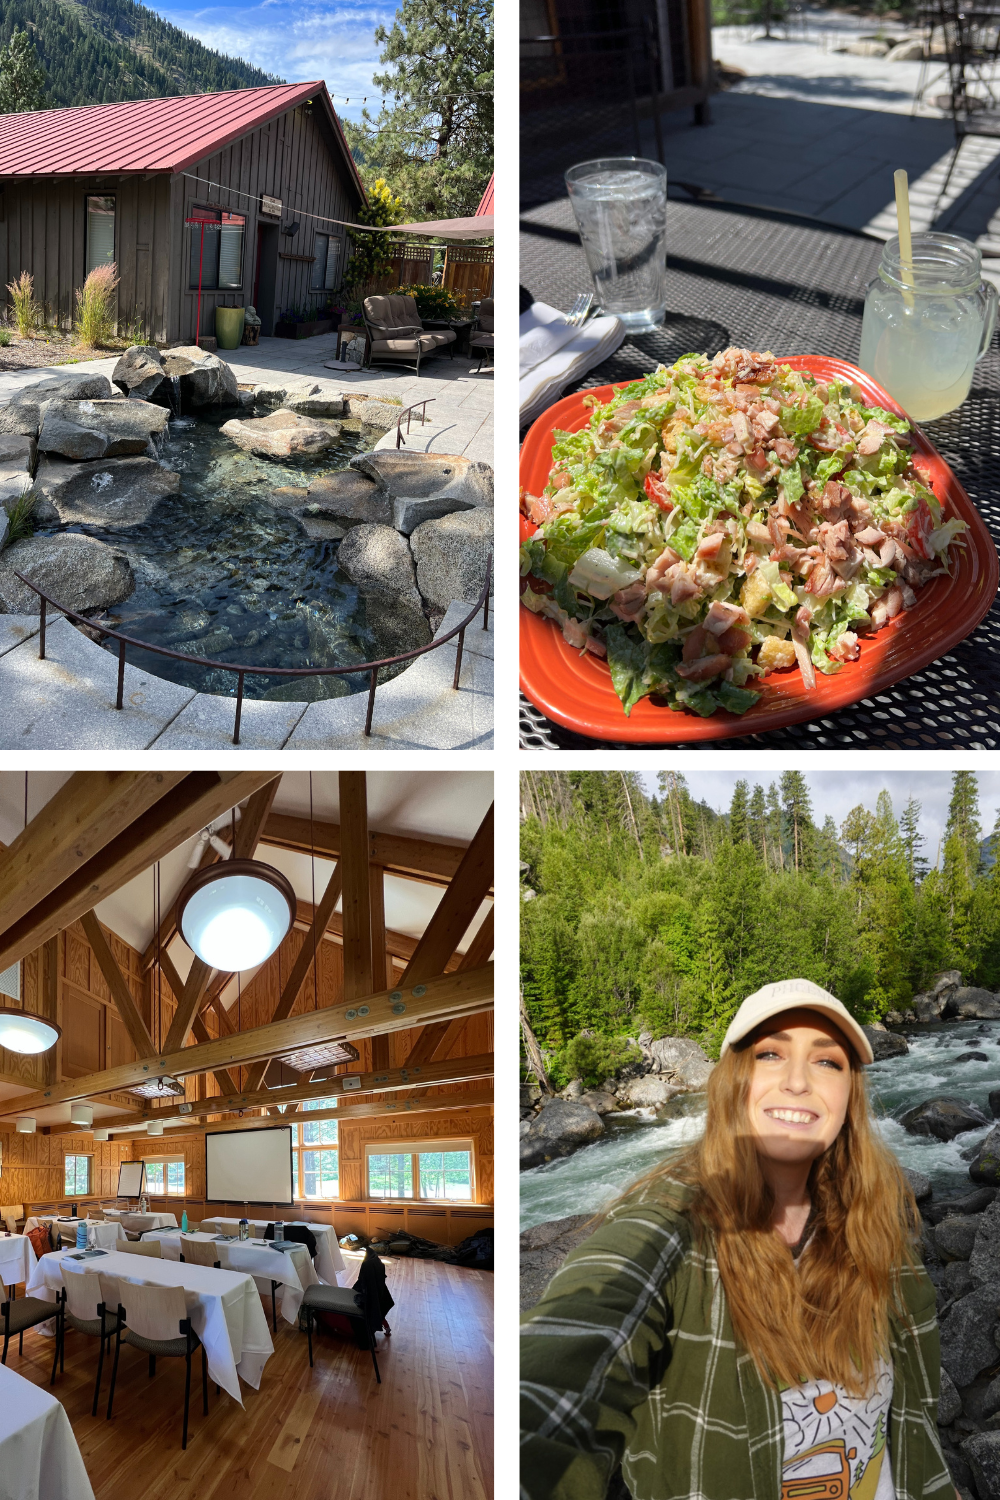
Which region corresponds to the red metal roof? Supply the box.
[0,82,364,198]
[475,175,494,217]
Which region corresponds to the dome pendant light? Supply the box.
[0,1008,61,1055]
[176,859,296,971]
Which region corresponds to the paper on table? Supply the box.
[519,301,626,430]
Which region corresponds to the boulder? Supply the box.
[559,1079,584,1100]
[862,1025,909,1060]
[646,1036,715,1087]
[337,523,422,609]
[898,1097,990,1141]
[963,1432,1000,1500]
[520,1215,594,1311]
[912,991,947,1022]
[520,1085,543,1109]
[903,1167,933,1203]
[284,385,346,418]
[990,1089,1000,1120]
[220,409,340,459]
[969,1124,1000,1186]
[939,1284,1000,1384]
[926,1187,997,1224]
[844,37,889,55]
[578,1091,618,1115]
[409,507,494,611]
[352,450,493,535]
[944,1261,976,1301]
[302,470,392,529]
[161,346,240,409]
[31,456,180,528]
[620,1076,683,1109]
[0,434,37,507]
[112,345,168,402]
[945,988,1000,1020]
[520,1099,605,1171]
[969,1198,1000,1285]
[940,1366,964,1426]
[19,372,114,402]
[38,399,169,460]
[350,398,404,428]
[887,37,925,61]
[0,401,44,439]
[955,1051,990,1063]
[936,970,964,992]
[0,533,133,614]
[936,1216,982,1262]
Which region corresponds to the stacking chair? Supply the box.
[117,1240,162,1258]
[55,1270,121,1414]
[301,1248,394,1383]
[106,1282,209,1449]
[469,298,494,373]
[0,1204,22,1234]
[178,1236,220,1268]
[0,1284,62,1378]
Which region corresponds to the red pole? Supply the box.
[196,221,205,347]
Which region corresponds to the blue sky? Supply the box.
[152,0,397,125]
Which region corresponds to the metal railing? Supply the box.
[394,397,435,448]
[14,552,492,746]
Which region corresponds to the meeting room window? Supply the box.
[310,233,341,291]
[365,1140,474,1202]
[188,208,245,289]
[143,1157,186,1196]
[85,195,115,276]
[64,1155,92,1196]
[290,1100,338,1200]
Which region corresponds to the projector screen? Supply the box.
[205,1127,293,1206]
[117,1161,145,1198]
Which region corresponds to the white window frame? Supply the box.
[363,1138,476,1203]
[141,1156,186,1196]
[64,1154,92,1197]
[85,194,115,276]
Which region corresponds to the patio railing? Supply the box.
[14,553,492,746]
[393,397,435,448]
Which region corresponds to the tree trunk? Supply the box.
[520,989,554,1094]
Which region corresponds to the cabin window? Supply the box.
[85,196,115,275]
[64,1154,92,1196]
[365,1139,474,1202]
[310,234,341,291]
[188,207,245,290]
[290,1102,338,1200]
[143,1157,186,1196]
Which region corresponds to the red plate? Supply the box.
[519,353,999,743]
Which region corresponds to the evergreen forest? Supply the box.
[520,771,1000,1076]
[0,0,282,109]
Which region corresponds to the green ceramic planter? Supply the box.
[215,307,245,350]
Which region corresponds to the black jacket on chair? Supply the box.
[264,1223,317,1259]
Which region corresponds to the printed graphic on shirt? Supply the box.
[780,1360,892,1500]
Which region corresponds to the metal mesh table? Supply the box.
[519,195,1000,750]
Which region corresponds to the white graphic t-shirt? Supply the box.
[780,1357,894,1500]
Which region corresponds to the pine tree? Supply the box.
[780,770,815,873]
[899,795,928,883]
[0,28,47,112]
[841,805,874,870]
[815,815,842,880]
[766,783,784,870]
[946,771,982,882]
[729,780,750,845]
[749,784,767,862]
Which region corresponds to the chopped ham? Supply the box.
[772,438,799,464]
[697,531,727,559]
[746,521,771,544]
[645,546,682,595]
[879,537,898,569]
[885,583,905,620]
[813,480,853,522]
[609,582,647,622]
[551,470,573,490]
[853,527,885,547]
[676,653,731,681]
[731,411,752,445]
[857,419,893,456]
[524,493,575,524]
[562,619,588,649]
[704,600,751,636]
[746,447,770,472]
[829,632,860,662]
[717,625,752,654]
[584,635,607,659]
[670,569,702,606]
[682,624,711,662]
[755,408,780,437]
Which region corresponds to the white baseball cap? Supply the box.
[720,978,873,1065]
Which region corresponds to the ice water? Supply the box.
[566,163,668,332]
[860,292,982,422]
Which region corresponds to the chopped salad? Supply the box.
[519,348,966,718]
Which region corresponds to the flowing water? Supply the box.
[40,407,429,702]
[520,1019,1000,1230]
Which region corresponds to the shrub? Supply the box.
[6,271,39,338]
[74,262,119,347]
[397,283,460,319]
[0,329,11,347]
[5,491,35,543]
[550,1032,643,1090]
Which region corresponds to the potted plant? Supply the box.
[396,283,461,321]
[274,305,319,339]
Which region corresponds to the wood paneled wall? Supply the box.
[0,1126,133,1207]
[338,1104,494,1204]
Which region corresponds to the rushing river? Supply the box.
[520,1019,1000,1230]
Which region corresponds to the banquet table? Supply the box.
[144,1231,318,1323]
[0,1362,94,1500]
[519,194,1000,751]
[199,1218,346,1284]
[27,1249,273,1404]
[0,1235,36,1290]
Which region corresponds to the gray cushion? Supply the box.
[3,1296,55,1334]
[302,1283,361,1313]
[469,332,494,349]
[122,1328,191,1357]
[67,1309,119,1338]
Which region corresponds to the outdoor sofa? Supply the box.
[361,293,456,375]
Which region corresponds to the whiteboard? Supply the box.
[117,1161,145,1197]
[205,1128,293,1205]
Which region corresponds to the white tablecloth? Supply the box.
[145,1231,318,1323]
[199,1218,346,1284]
[0,1236,36,1290]
[118,1212,177,1235]
[0,1362,94,1500]
[26,1250,273,1405]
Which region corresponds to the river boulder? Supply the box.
[945,988,1000,1020]
[643,1036,715,1088]
[911,991,947,1022]
[520,1215,594,1311]
[112,345,168,403]
[955,1051,990,1063]
[899,1097,990,1141]
[936,1215,982,1262]
[862,1025,909,1060]
[940,1367,963,1426]
[409,507,494,611]
[0,533,133,613]
[0,434,36,506]
[32,456,180,528]
[902,1166,933,1203]
[939,1283,1000,1384]
[926,1187,996,1224]
[303,469,392,529]
[520,1099,605,1170]
[970,1125,1000,1186]
[38,399,169,460]
[578,1090,618,1115]
[221,409,340,459]
[969,1198,1000,1285]
[337,523,423,609]
[162,347,240,410]
[20,372,115,402]
[620,1076,683,1110]
[962,1432,1000,1500]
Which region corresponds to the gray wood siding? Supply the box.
[0,100,361,346]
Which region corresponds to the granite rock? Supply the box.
[337,523,422,609]
[409,507,493,611]
[221,409,340,459]
[899,1097,990,1141]
[32,455,180,528]
[0,533,133,613]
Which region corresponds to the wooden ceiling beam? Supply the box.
[0,962,493,1113]
[0,772,280,973]
[78,911,155,1058]
[262,813,484,889]
[45,1053,494,1133]
[340,772,373,1004]
[289,901,464,969]
[400,803,494,988]
[142,949,239,1099]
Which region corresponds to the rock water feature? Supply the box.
[0,347,494,705]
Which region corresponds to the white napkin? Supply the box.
[519,301,626,429]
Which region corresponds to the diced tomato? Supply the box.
[644,472,673,512]
[526,574,553,596]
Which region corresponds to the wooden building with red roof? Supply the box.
[0,82,366,342]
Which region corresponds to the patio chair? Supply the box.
[106,1282,209,1449]
[301,1247,394,1383]
[0,1285,61,1377]
[178,1236,220,1269]
[361,294,456,375]
[55,1270,122,1415]
[468,298,494,373]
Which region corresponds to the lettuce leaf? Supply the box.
[780,396,825,435]
[780,463,804,507]
[604,624,654,715]
[717,680,760,714]
[568,548,641,600]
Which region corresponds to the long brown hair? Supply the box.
[624,1030,921,1395]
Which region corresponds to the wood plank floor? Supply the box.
[5,1254,493,1500]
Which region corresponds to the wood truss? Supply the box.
[0,772,494,1139]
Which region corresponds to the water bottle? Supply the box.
[76,1221,87,1250]
[274,1220,283,1246]
[239,1216,249,1242]
[181,1209,189,1232]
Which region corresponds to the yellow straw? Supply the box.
[894,168,915,309]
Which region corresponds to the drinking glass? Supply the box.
[859,232,998,421]
[564,157,668,332]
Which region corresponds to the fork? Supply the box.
[565,293,593,326]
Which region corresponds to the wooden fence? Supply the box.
[355,241,493,306]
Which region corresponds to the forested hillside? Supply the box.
[520,771,1000,1073]
[0,0,282,108]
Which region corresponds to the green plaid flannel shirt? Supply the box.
[520,1179,954,1500]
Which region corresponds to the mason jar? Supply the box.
[859,231,998,422]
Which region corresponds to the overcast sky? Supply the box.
[152,0,395,126]
[637,772,1000,867]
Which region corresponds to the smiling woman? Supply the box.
[520,978,958,1500]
